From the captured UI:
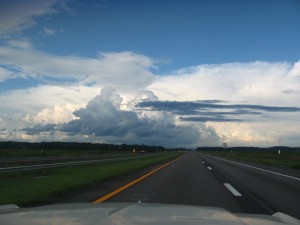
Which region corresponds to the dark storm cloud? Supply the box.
[22,123,57,135]
[137,101,300,113]
[59,88,204,146]
[136,100,300,122]
[23,88,217,147]
[179,116,242,122]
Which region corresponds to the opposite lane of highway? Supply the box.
[0,153,165,174]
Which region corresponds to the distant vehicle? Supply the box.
[1,202,299,225]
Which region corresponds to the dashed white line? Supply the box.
[207,166,212,170]
[202,161,205,164]
[224,183,242,196]
[204,154,300,181]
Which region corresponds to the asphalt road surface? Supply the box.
[98,152,300,219]
[0,153,164,174]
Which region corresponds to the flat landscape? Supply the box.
[1,148,299,220]
[99,152,300,219]
[203,150,300,170]
[0,151,181,206]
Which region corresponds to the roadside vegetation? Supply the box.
[203,150,300,170]
[0,141,166,157]
[0,153,183,206]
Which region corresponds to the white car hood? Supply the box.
[0,202,299,225]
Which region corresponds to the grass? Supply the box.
[0,149,129,158]
[0,153,183,206]
[203,151,300,170]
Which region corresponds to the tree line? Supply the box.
[0,141,166,152]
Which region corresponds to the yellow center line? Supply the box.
[92,155,183,204]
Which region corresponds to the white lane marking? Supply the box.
[202,161,205,164]
[224,183,242,196]
[204,154,300,181]
[207,166,212,170]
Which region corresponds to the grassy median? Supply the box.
[0,153,182,206]
[203,151,300,169]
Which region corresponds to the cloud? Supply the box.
[289,60,300,77]
[23,123,57,135]
[149,61,300,106]
[7,39,33,49]
[43,27,62,36]
[60,87,204,147]
[0,44,155,92]
[0,0,58,35]
[43,27,56,36]
[0,85,98,121]
[0,84,98,142]
[22,87,210,147]
[137,100,300,123]
[0,67,17,83]
[180,116,242,123]
[138,100,300,113]
[282,89,300,95]
[135,98,300,147]
[0,44,299,147]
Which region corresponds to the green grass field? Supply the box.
[0,149,127,158]
[0,153,182,206]
[203,151,300,170]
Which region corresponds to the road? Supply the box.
[94,152,300,219]
[0,153,164,174]
[199,153,300,219]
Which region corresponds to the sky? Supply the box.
[0,0,299,148]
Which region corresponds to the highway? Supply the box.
[92,152,300,219]
[0,153,164,174]
[199,153,300,219]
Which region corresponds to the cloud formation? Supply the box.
[137,100,300,122]
[138,100,300,113]
[22,87,207,147]
[43,27,58,36]
[0,0,58,35]
[61,88,205,147]
[149,61,300,106]
[0,39,299,147]
[0,44,155,92]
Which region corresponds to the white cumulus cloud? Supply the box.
[0,44,155,92]
[149,61,300,106]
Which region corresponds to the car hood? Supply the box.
[0,202,299,225]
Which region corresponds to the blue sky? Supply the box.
[0,0,300,147]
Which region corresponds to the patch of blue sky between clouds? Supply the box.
[0,76,78,94]
[0,77,40,93]
[41,75,78,85]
